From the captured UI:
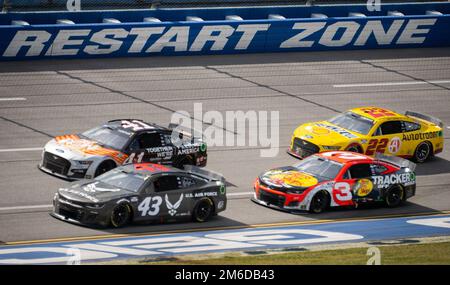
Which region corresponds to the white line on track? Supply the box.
[0,192,253,211]
[0,97,27,101]
[333,80,450,88]
[0,204,52,211]
[0,147,43,153]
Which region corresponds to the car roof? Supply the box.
[315,151,374,164]
[349,106,405,121]
[121,163,180,176]
[105,119,168,135]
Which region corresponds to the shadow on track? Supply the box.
[416,156,450,176]
[2,48,450,73]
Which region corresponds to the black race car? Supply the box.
[39,119,207,180]
[51,163,227,227]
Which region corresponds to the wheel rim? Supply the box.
[312,192,326,212]
[112,205,129,227]
[195,200,212,221]
[416,143,430,162]
[387,188,403,206]
[346,146,360,153]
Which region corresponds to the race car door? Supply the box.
[367,120,403,157]
[126,132,174,164]
[153,174,193,220]
[336,162,376,206]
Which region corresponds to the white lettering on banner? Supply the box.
[147,26,189,52]
[0,247,115,264]
[128,27,165,53]
[1,19,439,58]
[190,25,234,51]
[45,29,90,56]
[280,22,326,48]
[3,30,51,57]
[235,24,270,50]
[84,28,128,55]
[319,21,360,47]
[354,20,404,46]
[397,19,437,44]
[407,217,450,229]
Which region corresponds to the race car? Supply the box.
[289,107,444,163]
[253,151,416,213]
[51,163,227,227]
[39,119,207,180]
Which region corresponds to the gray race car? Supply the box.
[51,163,227,228]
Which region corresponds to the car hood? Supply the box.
[259,166,325,190]
[44,135,126,164]
[294,121,361,146]
[57,180,133,203]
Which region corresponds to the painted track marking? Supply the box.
[333,79,450,88]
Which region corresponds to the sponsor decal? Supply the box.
[165,194,184,216]
[185,192,218,198]
[373,172,415,188]
[315,123,357,139]
[402,131,440,141]
[263,170,318,188]
[353,179,373,197]
[1,18,438,59]
[54,134,127,164]
[388,137,402,154]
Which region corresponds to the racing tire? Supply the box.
[110,203,132,228]
[413,141,432,163]
[95,160,116,177]
[385,186,404,208]
[192,198,214,222]
[345,144,362,153]
[309,191,330,214]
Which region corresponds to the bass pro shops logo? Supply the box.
[1,18,438,58]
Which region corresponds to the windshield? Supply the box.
[95,168,147,192]
[293,156,343,180]
[328,112,374,135]
[81,126,130,150]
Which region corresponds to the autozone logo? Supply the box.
[1,18,437,58]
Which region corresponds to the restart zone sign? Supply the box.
[1,16,450,60]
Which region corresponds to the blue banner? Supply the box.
[1,3,450,60]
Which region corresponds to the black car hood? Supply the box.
[259,166,325,190]
[58,180,133,203]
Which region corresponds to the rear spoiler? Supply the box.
[374,153,416,172]
[405,111,443,128]
[183,165,226,182]
[168,123,203,143]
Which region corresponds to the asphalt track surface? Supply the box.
[1,48,450,245]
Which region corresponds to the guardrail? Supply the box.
[1,2,449,60]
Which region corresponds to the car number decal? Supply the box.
[138,196,163,216]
